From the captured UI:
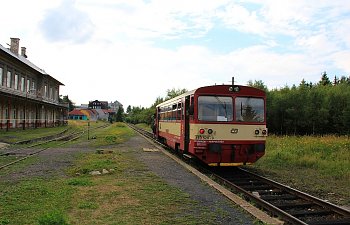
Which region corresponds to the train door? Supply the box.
[184,96,190,153]
[154,107,160,138]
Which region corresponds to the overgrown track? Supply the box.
[128,124,350,225]
[208,168,350,225]
[0,123,111,170]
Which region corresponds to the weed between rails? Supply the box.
[251,135,350,205]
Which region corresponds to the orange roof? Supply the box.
[68,109,85,116]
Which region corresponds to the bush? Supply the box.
[37,210,69,225]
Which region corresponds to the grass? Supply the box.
[0,126,69,144]
[0,122,224,225]
[0,178,74,225]
[249,135,350,205]
[68,153,194,225]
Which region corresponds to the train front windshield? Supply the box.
[198,96,233,122]
[198,96,265,123]
[235,97,265,122]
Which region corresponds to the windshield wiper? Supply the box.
[215,96,228,118]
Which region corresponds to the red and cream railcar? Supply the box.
[155,84,267,166]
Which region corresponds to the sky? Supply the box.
[1,0,350,108]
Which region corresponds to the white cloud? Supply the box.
[332,51,350,74]
[1,0,349,108]
[217,3,268,36]
[40,0,94,43]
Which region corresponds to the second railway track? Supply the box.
[0,123,111,170]
[128,124,350,225]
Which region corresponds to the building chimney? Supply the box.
[21,47,27,58]
[10,37,20,55]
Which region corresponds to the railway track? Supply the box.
[207,167,350,225]
[0,123,111,170]
[128,124,350,225]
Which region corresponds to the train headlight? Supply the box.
[254,129,260,135]
[199,129,205,134]
[229,86,240,92]
[208,129,213,134]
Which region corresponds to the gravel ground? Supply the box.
[0,136,257,225]
[0,145,94,182]
[125,135,256,225]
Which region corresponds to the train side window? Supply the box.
[177,103,181,120]
[172,104,177,120]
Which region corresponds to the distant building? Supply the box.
[72,100,123,121]
[0,37,68,130]
[68,108,98,121]
[109,100,123,111]
[68,109,88,120]
[80,104,88,109]
[88,100,108,109]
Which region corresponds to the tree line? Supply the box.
[125,88,187,125]
[250,72,350,135]
[125,72,350,136]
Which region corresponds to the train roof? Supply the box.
[156,89,195,108]
[156,84,265,108]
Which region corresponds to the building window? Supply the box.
[0,67,3,86]
[21,77,25,92]
[27,79,30,92]
[14,74,19,90]
[31,80,36,91]
[7,70,12,88]
[55,89,58,101]
[44,85,47,97]
[50,87,53,99]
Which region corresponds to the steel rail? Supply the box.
[129,124,350,225]
[209,168,350,225]
[239,168,350,217]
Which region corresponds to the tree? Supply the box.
[60,95,75,111]
[247,80,268,91]
[319,71,332,86]
[116,106,124,122]
[126,105,132,114]
[165,88,187,100]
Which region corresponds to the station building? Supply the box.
[0,38,68,130]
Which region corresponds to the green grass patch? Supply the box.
[37,210,70,225]
[250,135,350,205]
[136,123,152,132]
[87,122,134,147]
[0,178,74,225]
[67,150,218,225]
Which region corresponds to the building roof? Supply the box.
[68,109,86,116]
[0,43,64,85]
